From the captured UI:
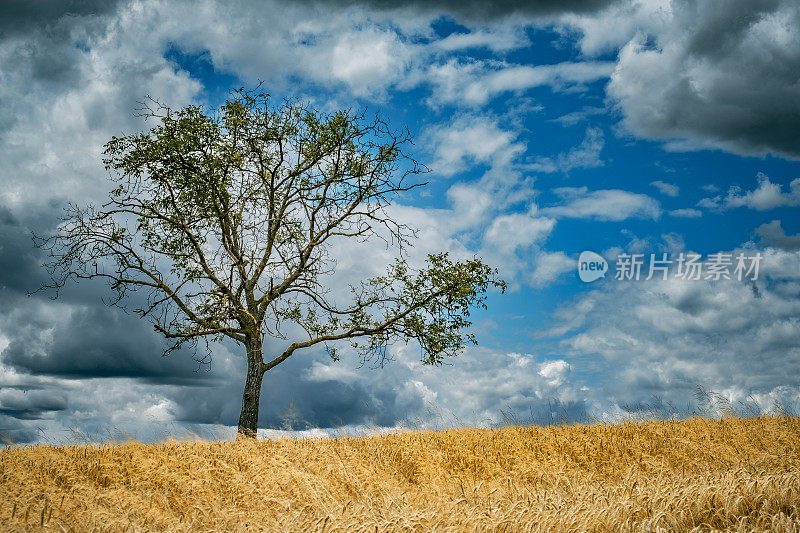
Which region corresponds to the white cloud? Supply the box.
[479,61,614,97]
[507,352,532,368]
[433,28,529,52]
[538,360,571,387]
[306,361,362,385]
[149,0,428,100]
[541,187,661,221]
[483,212,555,255]
[726,174,800,210]
[476,210,576,288]
[380,345,586,425]
[560,0,672,56]
[551,106,606,126]
[424,113,585,290]
[405,113,577,290]
[650,180,679,197]
[700,173,800,211]
[328,28,414,98]
[528,127,604,174]
[445,183,495,229]
[529,251,574,288]
[670,208,702,218]
[427,115,524,177]
[395,115,577,292]
[416,114,579,290]
[109,1,609,108]
[426,58,614,106]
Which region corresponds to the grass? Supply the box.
[1,416,799,531]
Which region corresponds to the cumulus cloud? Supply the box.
[145,0,429,100]
[327,28,415,97]
[387,115,577,293]
[412,115,579,290]
[427,115,524,177]
[384,346,587,426]
[418,114,579,290]
[0,4,201,209]
[478,210,573,288]
[63,1,604,106]
[699,173,800,211]
[573,0,800,158]
[541,187,661,221]
[538,360,571,387]
[483,212,556,255]
[545,246,800,415]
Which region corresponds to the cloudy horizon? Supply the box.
[1,0,799,444]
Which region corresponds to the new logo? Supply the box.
[578,251,608,283]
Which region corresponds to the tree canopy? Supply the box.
[37,88,505,436]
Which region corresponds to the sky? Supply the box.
[1,0,799,444]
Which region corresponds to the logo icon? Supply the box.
[578,251,608,283]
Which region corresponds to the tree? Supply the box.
[36,88,505,437]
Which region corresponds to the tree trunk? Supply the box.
[237,338,265,438]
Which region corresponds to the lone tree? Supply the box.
[37,88,504,437]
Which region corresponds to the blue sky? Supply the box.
[1,0,799,443]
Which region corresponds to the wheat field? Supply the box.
[1,416,799,532]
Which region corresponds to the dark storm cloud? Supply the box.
[0,390,67,420]
[607,0,800,158]
[0,0,608,35]
[171,347,421,429]
[756,220,800,251]
[0,414,40,444]
[681,0,781,58]
[1,303,219,383]
[311,0,615,19]
[0,203,413,433]
[0,206,17,226]
[0,384,66,443]
[0,0,126,94]
[0,203,403,434]
[0,205,217,384]
[0,1,124,39]
[0,205,49,294]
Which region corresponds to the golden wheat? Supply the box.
[1,416,799,531]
